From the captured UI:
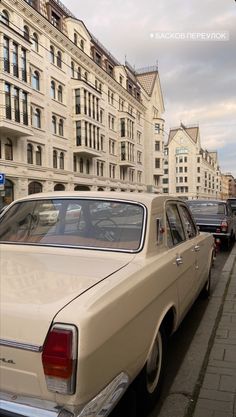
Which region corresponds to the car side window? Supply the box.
[166,204,185,247]
[179,204,197,239]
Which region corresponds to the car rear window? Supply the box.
[0,198,145,252]
[188,202,226,215]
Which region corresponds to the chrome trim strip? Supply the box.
[0,399,63,417]
[0,339,42,352]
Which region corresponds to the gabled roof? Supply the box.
[168,124,199,144]
[136,71,158,96]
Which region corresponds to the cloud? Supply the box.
[63,0,236,177]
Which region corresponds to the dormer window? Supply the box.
[51,11,61,28]
[94,51,102,66]
[107,62,114,76]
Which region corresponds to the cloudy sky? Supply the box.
[63,0,236,176]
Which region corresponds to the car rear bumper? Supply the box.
[0,372,129,417]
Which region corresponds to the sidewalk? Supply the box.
[193,245,236,417]
[157,244,236,417]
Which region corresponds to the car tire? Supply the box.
[134,326,167,416]
[201,259,212,299]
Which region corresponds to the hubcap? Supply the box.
[146,331,163,394]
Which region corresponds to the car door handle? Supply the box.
[175,256,183,266]
[193,245,200,252]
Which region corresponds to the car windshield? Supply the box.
[188,202,226,215]
[228,199,236,213]
[0,198,145,252]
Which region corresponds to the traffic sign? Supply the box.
[0,173,5,186]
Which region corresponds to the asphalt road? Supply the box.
[110,245,232,417]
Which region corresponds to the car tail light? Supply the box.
[220,220,228,233]
[42,325,77,395]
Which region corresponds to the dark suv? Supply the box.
[227,198,236,215]
[187,199,236,249]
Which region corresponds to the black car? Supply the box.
[187,199,236,249]
[227,198,236,215]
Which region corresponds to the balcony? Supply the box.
[119,156,135,167]
[0,117,33,137]
[73,145,101,158]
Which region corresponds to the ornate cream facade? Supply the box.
[0,0,165,205]
[163,124,222,199]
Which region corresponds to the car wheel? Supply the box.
[134,326,167,415]
[201,260,212,299]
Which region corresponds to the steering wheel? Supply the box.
[93,218,118,242]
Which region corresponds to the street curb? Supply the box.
[156,244,236,417]
[186,245,236,417]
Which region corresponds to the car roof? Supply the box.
[9,192,185,209]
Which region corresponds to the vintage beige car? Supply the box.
[0,192,214,417]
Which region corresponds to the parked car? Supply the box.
[227,198,236,215]
[0,192,214,417]
[187,199,236,249]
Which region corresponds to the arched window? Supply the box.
[1,10,9,26]
[54,183,65,191]
[58,85,63,102]
[28,181,42,195]
[57,51,62,68]
[59,152,64,169]
[5,139,13,160]
[84,71,88,82]
[32,70,40,90]
[50,80,56,99]
[53,150,57,168]
[58,119,64,136]
[52,115,57,134]
[23,25,30,41]
[3,179,14,205]
[77,67,81,80]
[36,145,42,165]
[74,185,90,191]
[33,108,41,128]
[32,33,39,52]
[27,143,33,164]
[74,33,77,45]
[80,39,84,50]
[71,61,75,77]
[50,45,55,63]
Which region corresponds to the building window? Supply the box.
[21,48,27,81]
[58,85,63,102]
[51,11,61,29]
[50,46,55,63]
[154,123,160,133]
[80,39,84,50]
[76,121,81,146]
[50,80,56,99]
[79,158,83,173]
[5,83,11,119]
[58,119,64,136]
[52,115,57,134]
[32,33,39,52]
[71,61,75,77]
[53,150,57,168]
[155,158,160,169]
[27,143,33,164]
[22,91,28,125]
[36,146,42,165]
[13,87,20,122]
[33,108,41,128]
[77,67,81,80]
[5,139,13,160]
[3,37,10,73]
[74,32,78,45]
[12,43,19,77]
[84,71,88,82]
[28,181,42,195]
[1,10,9,25]
[32,70,40,90]
[57,51,62,68]
[155,141,160,151]
[23,25,30,41]
[120,118,125,137]
[75,89,81,114]
[59,152,64,169]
